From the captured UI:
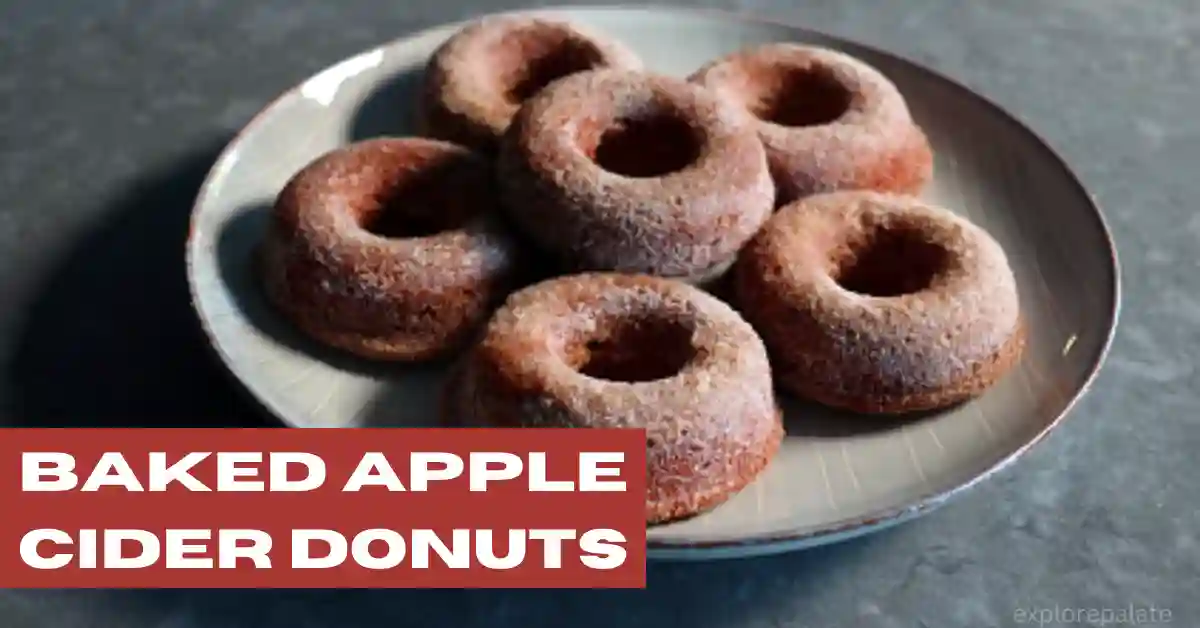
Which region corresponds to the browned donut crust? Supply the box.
[419,16,643,153]
[734,191,1024,414]
[446,273,784,524]
[689,44,933,204]
[499,69,775,283]
[260,138,524,361]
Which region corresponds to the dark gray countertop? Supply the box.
[1,1,1195,626]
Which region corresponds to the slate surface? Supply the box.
[0,1,1196,626]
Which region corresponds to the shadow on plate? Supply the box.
[3,140,268,428]
[213,204,401,381]
[354,365,458,428]
[780,393,950,439]
[348,64,426,142]
[13,526,893,628]
[212,204,454,427]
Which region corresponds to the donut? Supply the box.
[689,44,933,204]
[260,137,524,361]
[446,273,783,524]
[419,16,643,153]
[734,191,1024,414]
[498,69,775,284]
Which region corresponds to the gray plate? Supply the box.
[185,6,1120,560]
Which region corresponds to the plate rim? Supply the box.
[184,4,1123,560]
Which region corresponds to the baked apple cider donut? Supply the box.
[499,69,775,284]
[448,273,784,524]
[260,137,524,362]
[735,191,1024,414]
[420,16,643,153]
[689,44,933,204]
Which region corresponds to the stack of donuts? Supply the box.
[259,15,1025,524]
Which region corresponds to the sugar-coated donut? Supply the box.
[689,44,933,204]
[498,69,775,283]
[260,137,525,361]
[446,273,783,524]
[419,16,643,154]
[734,191,1024,414]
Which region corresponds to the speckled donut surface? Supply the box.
[499,69,775,282]
[447,273,784,524]
[260,137,524,361]
[419,16,643,153]
[735,191,1024,414]
[689,44,933,203]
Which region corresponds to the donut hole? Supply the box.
[570,317,696,383]
[356,156,478,239]
[500,32,606,103]
[834,225,950,297]
[586,112,702,178]
[360,205,449,239]
[750,65,852,127]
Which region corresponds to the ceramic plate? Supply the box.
[186,6,1119,560]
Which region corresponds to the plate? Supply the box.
[185,6,1120,560]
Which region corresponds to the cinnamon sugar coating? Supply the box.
[734,191,1024,414]
[499,69,775,282]
[419,16,643,154]
[689,44,933,204]
[446,273,783,524]
[260,137,525,361]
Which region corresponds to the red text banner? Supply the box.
[0,428,647,589]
